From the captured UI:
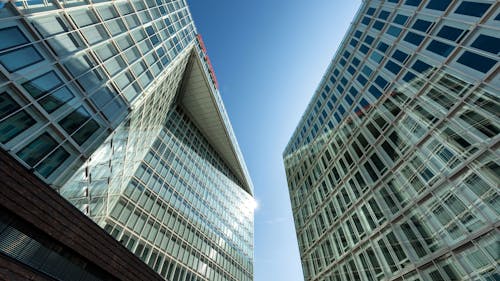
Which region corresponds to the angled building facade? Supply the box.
[0,1,254,281]
[284,1,499,280]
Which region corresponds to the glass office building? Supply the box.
[0,1,254,281]
[283,1,498,280]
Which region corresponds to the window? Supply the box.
[0,108,36,144]
[368,86,382,99]
[59,106,91,136]
[366,7,376,15]
[375,76,388,89]
[17,133,57,166]
[385,60,402,74]
[364,35,375,45]
[392,50,409,63]
[413,19,432,32]
[426,40,454,57]
[455,1,491,17]
[457,51,496,73]
[404,32,424,46]
[22,71,63,99]
[426,0,451,11]
[40,87,74,113]
[370,51,383,63]
[37,146,70,177]
[405,0,421,6]
[394,14,408,25]
[0,46,43,72]
[471,34,500,54]
[0,27,29,51]
[378,10,390,20]
[412,60,432,74]
[377,42,389,53]
[373,21,385,30]
[360,44,370,54]
[387,26,402,37]
[437,25,464,41]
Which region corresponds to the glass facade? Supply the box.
[283,1,499,281]
[0,1,254,281]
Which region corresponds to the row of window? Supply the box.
[286,0,498,157]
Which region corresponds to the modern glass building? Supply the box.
[283,1,499,280]
[0,1,254,281]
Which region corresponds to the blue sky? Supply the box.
[187,1,361,280]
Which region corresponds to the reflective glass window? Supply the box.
[394,14,408,25]
[385,60,401,74]
[457,51,496,73]
[404,32,424,46]
[59,106,91,135]
[73,119,100,145]
[392,50,408,63]
[437,25,464,41]
[0,110,36,143]
[39,87,74,113]
[22,71,63,99]
[37,146,70,177]
[413,19,432,32]
[387,26,402,37]
[0,26,28,51]
[0,46,43,72]
[455,1,491,17]
[0,92,20,119]
[471,34,500,55]
[17,133,57,166]
[405,0,421,6]
[426,40,454,57]
[426,0,451,11]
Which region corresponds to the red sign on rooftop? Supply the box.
[196,34,219,89]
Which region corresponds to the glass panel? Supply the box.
[22,71,63,99]
[72,119,99,145]
[0,46,44,72]
[39,86,74,113]
[36,146,70,177]
[455,1,491,17]
[0,110,36,143]
[59,106,91,135]
[471,34,500,55]
[457,51,497,73]
[0,92,20,119]
[0,26,29,51]
[17,133,57,166]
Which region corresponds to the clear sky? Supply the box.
[187,1,361,280]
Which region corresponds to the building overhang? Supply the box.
[177,47,253,195]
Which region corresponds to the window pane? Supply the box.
[426,40,454,57]
[39,86,74,113]
[412,19,432,32]
[387,26,402,37]
[59,106,91,135]
[0,26,29,51]
[457,51,497,73]
[455,1,491,17]
[426,0,451,11]
[17,133,57,166]
[0,46,44,72]
[405,0,421,6]
[73,119,99,145]
[22,71,63,99]
[404,32,424,46]
[437,25,463,41]
[0,110,36,143]
[471,34,500,55]
[36,146,70,177]
[0,92,20,119]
